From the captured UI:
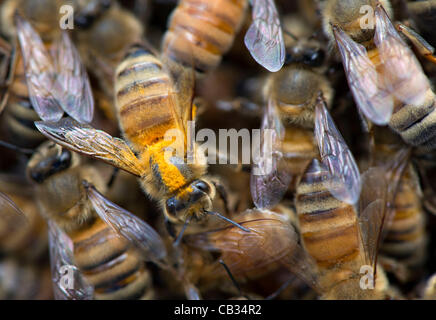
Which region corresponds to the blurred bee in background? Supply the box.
[322,0,436,149]
[26,141,167,300]
[72,0,144,120]
[367,127,428,285]
[0,188,52,299]
[35,40,249,245]
[163,0,285,75]
[0,1,94,150]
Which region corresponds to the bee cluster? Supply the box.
[1,0,436,300]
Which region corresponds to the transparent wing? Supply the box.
[315,98,361,205]
[85,182,167,264]
[35,117,144,177]
[0,192,28,234]
[374,4,430,106]
[245,0,285,72]
[332,25,393,125]
[359,148,410,269]
[251,99,292,209]
[52,32,94,123]
[15,15,63,121]
[48,221,94,300]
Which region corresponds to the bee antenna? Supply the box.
[0,140,34,155]
[174,216,191,247]
[282,28,298,41]
[219,259,249,300]
[205,211,250,232]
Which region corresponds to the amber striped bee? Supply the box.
[35,41,248,244]
[0,3,94,148]
[322,0,436,149]
[26,141,167,300]
[163,0,285,74]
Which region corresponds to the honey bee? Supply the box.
[72,0,144,115]
[162,0,285,74]
[26,141,168,300]
[322,1,436,149]
[0,4,94,148]
[0,174,47,262]
[35,43,248,245]
[250,38,334,205]
[368,128,428,283]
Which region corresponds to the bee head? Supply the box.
[27,142,77,184]
[164,179,215,222]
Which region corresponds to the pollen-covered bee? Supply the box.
[35,41,248,243]
[0,5,94,148]
[322,0,436,149]
[163,0,285,74]
[26,141,167,300]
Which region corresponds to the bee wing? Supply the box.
[374,4,430,106]
[332,25,393,125]
[251,99,292,209]
[186,211,320,291]
[315,98,361,205]
[359,148,410,269]
[245,0,285,72]
[0,192,28,233]
[51,32,94,123]
[35,117,144,177]
[85,183,167,264]
[48,221,94,300]
[15,15,63,122]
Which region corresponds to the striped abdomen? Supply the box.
[70,217,153,300]
[296,159,363,270]
[380,166,427,273]
[115,47,179,150]
[367,48,436,149]
[2,54,44,148]
[282,126,318,192]
[163,0,248,74]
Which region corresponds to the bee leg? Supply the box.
[265,277,294,300]
[106,167,119,189]
[164,217,177,239]
[212,181,230,216]
[395,22,436,64]
[219,260,249,299]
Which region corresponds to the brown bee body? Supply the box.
[296,159,388,299]
[163,0,248,74]
[27,142,155,300]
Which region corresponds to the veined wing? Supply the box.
[48,221,94,300]
[15,14,63,121]
[332,24,393,125]
[245,0,285,72]
[84,182,167,264]
[374,4,430,107]
[251,99,292,209]
[52,32,94,123]
[35,117,144,177]
[315,97,361,205]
